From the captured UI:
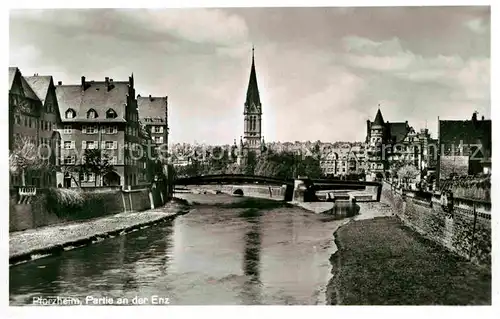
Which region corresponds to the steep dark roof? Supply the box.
[20,76,40,101]
[23,76,52,102]
[245,48,261,109]
[388,122,410,143]
[137,96,167,123]
[55,81,129,122]
[373,109,385,126]
[439,119,492,155]
[8,67,18,90]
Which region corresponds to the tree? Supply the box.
[185,158,201,177]
[81,149,114,186]
[397,164,419,187]
[9,135,53,186]
[244,151,257,175]
[296,156,322,179]
[206,146,231,174]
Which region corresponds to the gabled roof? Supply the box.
[388,122,410,143]
[55,80,130,122]
[8,67,18,90]
[20,76,40,101]
[137,96,167,123]
[245,48,261,110]
[23,76,52,102]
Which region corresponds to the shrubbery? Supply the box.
[43,188,122,220]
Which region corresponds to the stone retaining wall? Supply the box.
[9,187,167,232]
[381,182,491,266]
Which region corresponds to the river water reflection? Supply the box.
[10,194,357,305]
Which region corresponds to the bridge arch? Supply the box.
[233,188,244,196]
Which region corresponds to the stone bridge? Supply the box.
[174,174,382,202]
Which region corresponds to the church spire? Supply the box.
[245,46,261,109]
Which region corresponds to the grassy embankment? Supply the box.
[328,217,491,305]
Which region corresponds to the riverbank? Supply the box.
[9,199,191,265]
[327,215,491,305]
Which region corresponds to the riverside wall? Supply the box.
[381,182,491,266]
[9,186,168,232]
[193,184,288,201]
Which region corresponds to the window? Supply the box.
[63,125,72,134]
[110,156,117,165]
[63,141,74,149]
[65,109,76,119]
[154,126,163,133]
[106,109,117,119]
[82,141,96,149]
[83,125,98,134]
[84,173,95,182]
[154,136,163,144]
[87,109,98,119]
[64,155,76,165]
[105,141,114,149]
[106,125,118,134]
[28,118,32,128]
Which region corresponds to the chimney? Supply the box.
[149,94,152,101]
[472,112,477,122]
[482,115,485,121]
[81,76,86,90]
[58,81,62,85]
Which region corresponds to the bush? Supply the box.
[45,188,121,220]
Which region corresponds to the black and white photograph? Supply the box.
[4,1,494,312]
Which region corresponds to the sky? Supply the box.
[9,6,490,145]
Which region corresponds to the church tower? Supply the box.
[243,47,263,154]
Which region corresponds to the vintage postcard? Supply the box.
[7,4,492,310]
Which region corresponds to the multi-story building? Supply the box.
[437,112,491,183]
[55,75,143,187]
[320,143,365,178]
[365,108,434,180]
[9,67,60,188]
[137,95,169,159]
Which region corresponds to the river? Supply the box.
[9,194,358,305]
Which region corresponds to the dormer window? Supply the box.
[65,108,76,119]
[106,108,117,119]
[87,109,98,119]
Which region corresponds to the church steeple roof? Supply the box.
[245,46,261,108]
[373,108,385,126]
